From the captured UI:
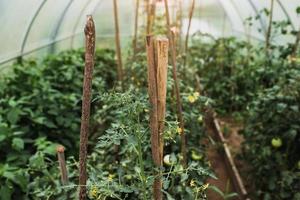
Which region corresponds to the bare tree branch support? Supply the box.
[79,15,95,200]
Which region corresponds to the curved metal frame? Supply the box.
[70,0,104,48]
[20,0,47,56]
[50,0,74,53]
[247,0,267,34]
[91,0,104,17]
[275,0,295,30]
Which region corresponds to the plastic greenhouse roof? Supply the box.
[0,0,299,68]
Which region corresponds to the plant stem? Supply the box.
[163,0,187,168]
[137,115,147,200]
[79,15,95,200]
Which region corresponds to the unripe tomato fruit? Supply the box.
[271,138,282,148]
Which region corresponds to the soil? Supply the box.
[203,116,251,200]
[203,124,238,200]
[218,118,254,197]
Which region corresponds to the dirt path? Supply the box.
[204,125,238,200]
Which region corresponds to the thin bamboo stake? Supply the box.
[265,0,274,51]
[163,0,187,167]
[183,0,195,67]
[57,145,68,185]
[79,15,95,200]
[133,0,140,56]
[113,0,124,87]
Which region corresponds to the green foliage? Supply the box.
[242,71,300,199]
[87,90,213,199]
[0,48,117,199]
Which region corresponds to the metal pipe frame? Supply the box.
[70,0,93,48]
[275,0,295,30]
[50,0,74,53]
[0,32,82,68]
[247,0,267,35]
[20,0,48,56]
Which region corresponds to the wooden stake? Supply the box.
[183,0,195,67]
[79,15,95,200]
[57,145,68,185]
[291,26,300,58]
[133,0,140,56]
[155,37,169,163]
[146,35,160,167]
[113,0,124,87]
[163,0,187,167]
[146,35,169,200]
[146,0,157,34]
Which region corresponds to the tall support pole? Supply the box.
[113,0,124,87]
[146,35,169,200]
[163,0,187,167]
[183,0,195,67]
[291,26,300,58]
[133,0,140,56]
[146,0,157,34]
[79,15,95,200]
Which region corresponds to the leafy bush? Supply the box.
[242,70,300,199]
[0,48,117,199]
[87,89,213,199]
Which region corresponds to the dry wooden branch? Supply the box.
[113,0,124,87]
[57,145,68,185]
[79,15,95,200]
[146,35,169,200]
[163,0,187,167]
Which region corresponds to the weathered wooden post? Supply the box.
[146,35,169,200]
[163,0,187,167]
[113,0,124,87]
[79,15,95,200]
[57,145,68,185]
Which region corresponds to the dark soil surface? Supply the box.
[203,123,238,200]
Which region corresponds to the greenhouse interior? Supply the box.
[0,0,299,199]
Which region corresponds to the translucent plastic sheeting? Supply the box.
[0,0,41,64]
[0,0,299,68]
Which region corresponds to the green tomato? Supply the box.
[271,138,282,148]
[163,154,177,166]
[191,151,203,161]
[125,175,132,180]
[163,155,172,166]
